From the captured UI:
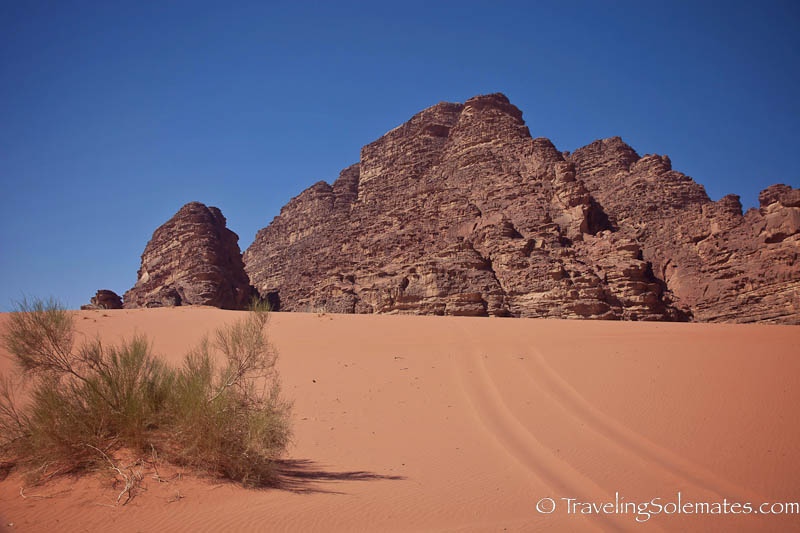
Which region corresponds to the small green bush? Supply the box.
[248,295,273,314]
[0,298,291,488]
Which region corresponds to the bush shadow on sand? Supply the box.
[273,458,404,494]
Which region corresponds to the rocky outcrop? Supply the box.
[241,95,677,319]
[124,202,252,309]
[80,289,123,310]
[242,93,798,322]
[569,139,799,323]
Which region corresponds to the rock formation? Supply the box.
[80,289,123,310]
[569,140,800,322]
[124,202,252,309]
[243,93,799,323]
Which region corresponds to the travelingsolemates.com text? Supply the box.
[534,492,799,523]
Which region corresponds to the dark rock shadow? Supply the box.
[0,462,12,482]
[273,459,405,494]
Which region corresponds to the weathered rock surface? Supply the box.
[80,289,123,310]
[124,202,252,309]
[569,140,800,323]
[243,93,798,323]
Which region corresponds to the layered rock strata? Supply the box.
[124,202,252,309]
[130,94,797,323]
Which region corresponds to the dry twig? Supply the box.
[85,444,136,505]
[19,487,53,500]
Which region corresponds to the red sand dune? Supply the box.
[0,308,798,531]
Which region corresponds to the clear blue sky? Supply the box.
[1,1,798,310]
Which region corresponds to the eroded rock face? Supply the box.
[243,93,798,323]
[124,202,252,309]
[569,140,800,323]
[80,289,123,310]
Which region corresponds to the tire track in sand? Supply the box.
[452,324,662,532]
[519,345,765,504]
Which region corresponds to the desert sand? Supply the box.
[0,308,798,532]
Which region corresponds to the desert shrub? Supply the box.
[166,310,291,485]
[0,297,291,488]
[248,294,273,314]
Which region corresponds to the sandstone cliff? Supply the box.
[124,202,252,309]
[243,93,797,322]
[569,140,799,322]
[131,94,796,323]
[243,94,798,322]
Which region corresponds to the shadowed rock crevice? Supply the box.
[466,240,509,317]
